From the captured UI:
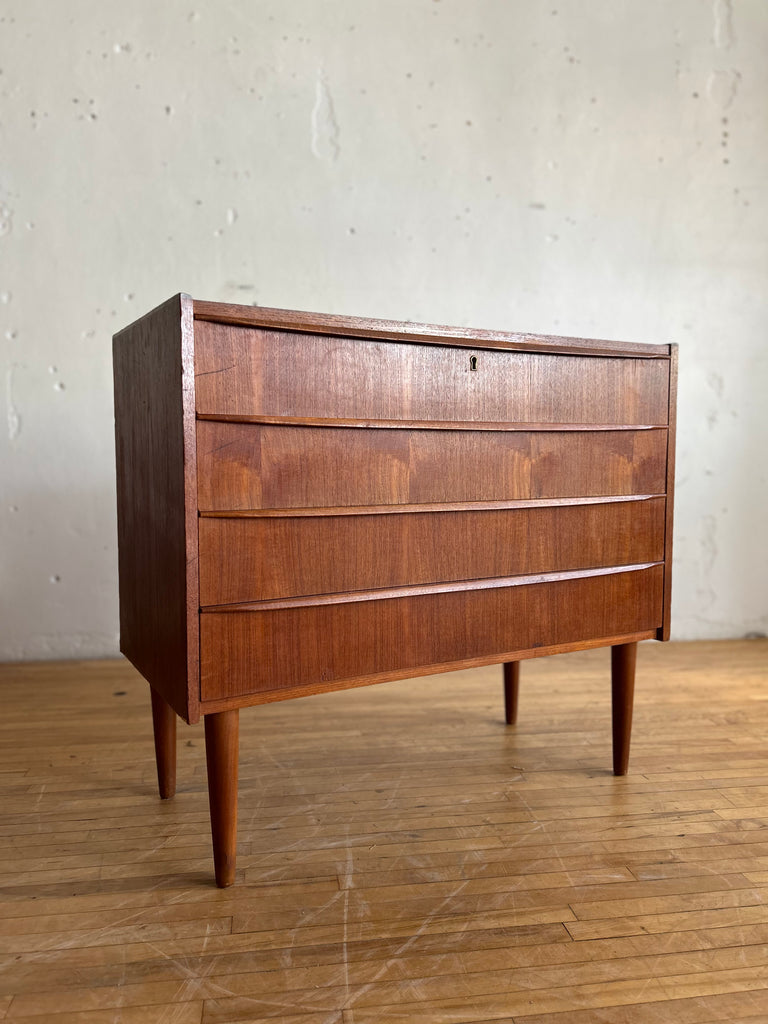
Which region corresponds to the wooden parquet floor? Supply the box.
[1,640,768,1023]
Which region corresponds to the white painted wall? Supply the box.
[1,0,766,658]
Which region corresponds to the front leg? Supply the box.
[204,709,239,887]
[611,642,637,776]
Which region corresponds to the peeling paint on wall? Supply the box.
[696,514,720,611]
[310,68,340,162]
[706,371,724,399]
[701,510,719,567]
[712,0,734,48]
[0,204,13,237]
[5,364,21,440]
[707,68,741,109]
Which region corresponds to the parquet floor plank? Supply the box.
[1,641,767,1022]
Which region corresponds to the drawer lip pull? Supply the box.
[196,412,669,433]
[198,494,666,519]
[200,562,663,613]
[192,299,672,358]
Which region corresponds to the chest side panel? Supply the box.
[113,294,199,723]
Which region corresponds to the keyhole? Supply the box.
[469,355,478,371]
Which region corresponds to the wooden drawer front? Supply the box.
[199,498,665,606]
[200,565,664,700]
[195,322,670,426]
[197,422,667,512]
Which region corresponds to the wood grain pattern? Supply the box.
[196,422,668,511]
[112,293,200,724]
[199,631,658,715]
[198,499,666,606]
[192,299,672,358]
[199,565,664,701]
[194,322,671,424]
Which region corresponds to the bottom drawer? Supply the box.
[200,565,663,701]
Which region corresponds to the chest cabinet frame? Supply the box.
[114,293,677,887]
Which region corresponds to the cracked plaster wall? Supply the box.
[0,0,766,657]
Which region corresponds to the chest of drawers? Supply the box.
[113,293,677,886]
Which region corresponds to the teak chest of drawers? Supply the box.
[113,293,677,886]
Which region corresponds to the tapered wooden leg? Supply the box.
[503,661,520,725]
[150,687,176,799]
[611,642,637,776]
[204,709,239,888]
